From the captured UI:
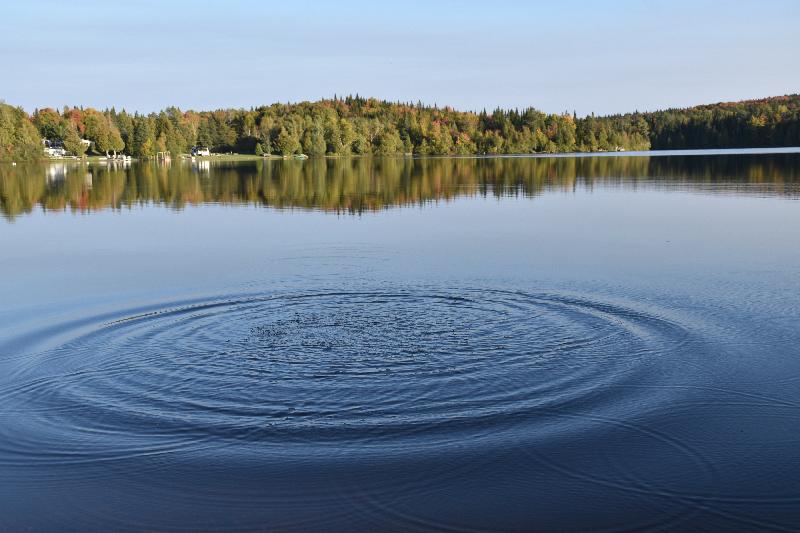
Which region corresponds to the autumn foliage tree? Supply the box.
[5,94,800,160]
[0,103,42,160]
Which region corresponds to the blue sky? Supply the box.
[2,0,798,115]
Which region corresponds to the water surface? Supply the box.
[1,151,799,531]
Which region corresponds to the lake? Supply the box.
[1,150,799,531]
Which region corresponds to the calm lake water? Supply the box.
[1,151,799,531]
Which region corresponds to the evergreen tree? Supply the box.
[62,123,87,157]
[132,115,155,157]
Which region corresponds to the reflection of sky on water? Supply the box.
[1,151,799,531]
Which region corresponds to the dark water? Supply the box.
[1,151,799,531]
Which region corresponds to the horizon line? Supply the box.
[4,92,799,119]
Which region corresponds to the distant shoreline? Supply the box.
[1,94,798,162]
[14,146,799,165]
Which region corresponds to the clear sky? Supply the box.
[2,0,798,116]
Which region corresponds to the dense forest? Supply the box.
[0,94,798,160]
[646,96,800,149]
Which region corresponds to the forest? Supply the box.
[0,94,798,160]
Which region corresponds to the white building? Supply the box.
[43,139,67,158]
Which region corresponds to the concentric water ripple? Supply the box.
[0,289,699,464]
[5,287,800,530]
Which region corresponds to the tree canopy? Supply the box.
[0,103,42,160]
[1,94,798,160]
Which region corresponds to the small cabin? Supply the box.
[191,146,211,157]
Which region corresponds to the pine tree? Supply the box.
[132,116,155,157]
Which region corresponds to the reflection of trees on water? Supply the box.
[1,154,798,219]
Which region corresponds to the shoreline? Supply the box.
[4,146,798,164]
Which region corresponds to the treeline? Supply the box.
[647,95,800,149]
[22,97,649,158]
[0,94,799,160]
